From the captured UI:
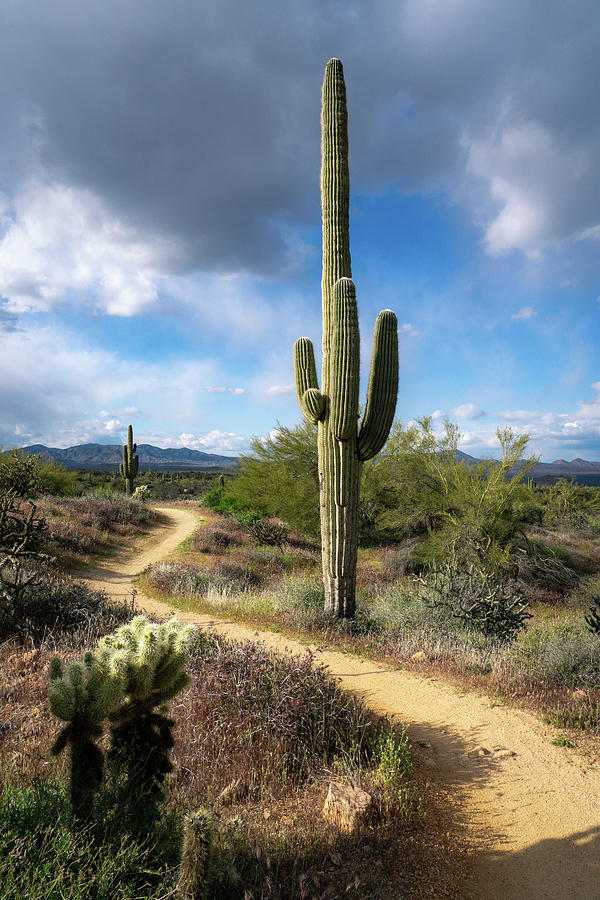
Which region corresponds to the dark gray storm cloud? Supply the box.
[1,0,599,276]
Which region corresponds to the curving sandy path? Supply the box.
[82,505,600,900]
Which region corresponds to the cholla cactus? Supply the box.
[132,484,150,502]
[97,616,195,801]
[49,649,123,825]
[177,808,214,900]
[120,424,139,495]
[294,59,398,618]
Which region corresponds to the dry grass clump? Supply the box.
[174,633,384,797]
[38,495,161,562]
[191,521,245,553]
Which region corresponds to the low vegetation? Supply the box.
[139,423,600,739]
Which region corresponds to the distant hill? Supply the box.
[458,449,600,485]
[19,443,240,472]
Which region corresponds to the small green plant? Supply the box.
[49,650,123,826]
[551,734,574,748]
[132,484,150,502]
[247,518,288,550]
[585,597,600,635]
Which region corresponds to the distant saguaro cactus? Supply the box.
[294,59,398,618]
[120,424,139,495]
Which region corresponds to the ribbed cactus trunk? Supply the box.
[294,59,399,619]
[120,425,139,495]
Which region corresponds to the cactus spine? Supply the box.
[294,59,398,618]
[120,424,139,495]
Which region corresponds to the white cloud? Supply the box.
[452,402,486,420]
[266,384,294,397]
[99,406,140,418]
[466,120,598,259]
[0,322,239,449]
[398,323,419,337]
[0,180,179,316]
[176,430,248,454]
[200,386,246,395]
[511,306,536,320]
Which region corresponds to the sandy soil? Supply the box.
[82,505,600,900]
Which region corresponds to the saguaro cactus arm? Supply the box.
[294,337,326,424]
[357,310,399,460]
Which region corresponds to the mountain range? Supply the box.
[456,450,600,485]
[16,443,600,484]
[20,443,239,471]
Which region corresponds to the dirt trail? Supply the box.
[83,505,600,900]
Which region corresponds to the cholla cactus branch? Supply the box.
[97,616,195,804]
[293,59,398,618]
[49,651,123,826]
[177,809,214,900]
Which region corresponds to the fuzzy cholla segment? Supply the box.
[49,649,123,724]
[49,649,123,825]
[97,615,195,707]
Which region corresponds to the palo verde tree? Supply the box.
[294,59,398,617]
[120,424,139,496]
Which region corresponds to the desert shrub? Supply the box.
[247,517,288,549]
[517,546,579,593]
[229,421,321,538]
[1,570,131,640]
[379,540,421,579]
[212,562,261,590]
[510,620,600,687]
[46,518,98,554]
[47,496,157,533]
[202,489,259,521]
[146,561,212,598]
[280,574,325,624]
[416,562,531,642]
[371,419,539,575]
[191,525,241,553]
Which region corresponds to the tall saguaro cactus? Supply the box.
[294,59,398,618]
[120,424,139,495]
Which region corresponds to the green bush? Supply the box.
[416,562,531,642]
[510,620,600,687]
[228,421,320,538]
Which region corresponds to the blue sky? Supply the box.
[0,0,599,460]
